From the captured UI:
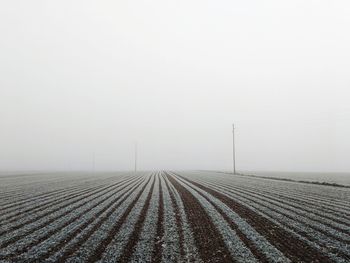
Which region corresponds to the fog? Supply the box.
[0,1,349,172]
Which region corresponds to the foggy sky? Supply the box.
[0,1,349,172]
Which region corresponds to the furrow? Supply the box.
[0,176,136,240]
[196,178,350,253]
[109,175,157,263]
[0,185,84,210]
[226,183,350,227]
[0,175,112,204]
[26,175,147,263]
[211,181,350,237]
[199,180,350,261]
[166,173,234,263]
[57,174,153,263]
[13,177,144,262]
[126,174,160,262]
[0,176,141,260]
[1,184,105,223]
[199,171,350,215]
[175,173,335,263]
[0,175,121,213]
[162,174,200,262]
[159,173,181,263]
[171,172,290,263]
[151,173,165,262]
[189,171,350,224]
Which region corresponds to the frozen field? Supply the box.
[241,171,350,186]
[0,171,349,262]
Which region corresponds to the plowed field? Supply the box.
[0,171,349,262]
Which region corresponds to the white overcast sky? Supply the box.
[0,1,349,172]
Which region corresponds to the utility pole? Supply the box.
[134,142,137,172]
[232,124,236,174]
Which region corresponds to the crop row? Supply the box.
[0,171,349,262]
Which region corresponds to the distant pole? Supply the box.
[134,142,137,172]
[232,124,236,174]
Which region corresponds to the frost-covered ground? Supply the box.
[235,171,350,186]
[0,171,349,262]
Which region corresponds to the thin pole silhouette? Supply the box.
[232,124,236,174]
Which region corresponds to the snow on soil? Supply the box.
[0,171,349,263]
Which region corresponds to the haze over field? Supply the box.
[0,1,349,172]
